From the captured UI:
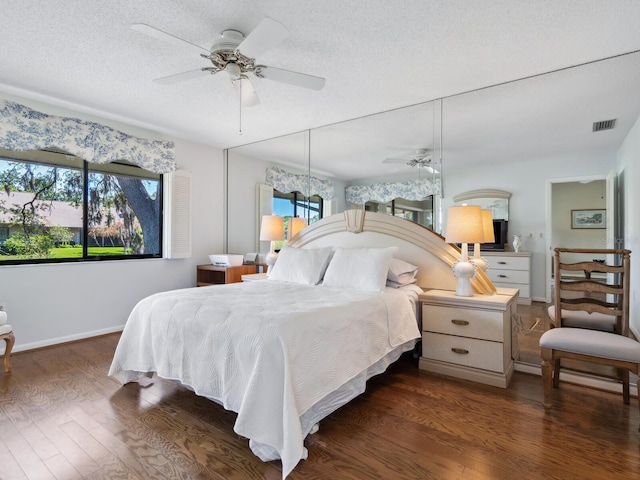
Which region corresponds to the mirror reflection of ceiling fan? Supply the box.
[383,149,438,172]
[131,17,326,107]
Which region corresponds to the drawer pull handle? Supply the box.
[451,319,469,326]
[498,261,507,264]
[498,274,508,278]
[451,348,469,355]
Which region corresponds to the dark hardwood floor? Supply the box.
[1,333,639,479]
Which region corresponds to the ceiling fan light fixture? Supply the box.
[226,62,241,80]
[232,75,260,107]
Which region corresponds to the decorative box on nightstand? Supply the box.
[418,289,518,388]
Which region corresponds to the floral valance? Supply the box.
[346,176,441,205]
[266,165,334,200]
[0,100,176,174]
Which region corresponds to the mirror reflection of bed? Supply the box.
[111,210,502,478]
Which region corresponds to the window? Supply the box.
[0,226,8,245]
[272,189,323,248]
[0,149,162,264]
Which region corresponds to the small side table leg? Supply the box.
[2,333,15,373]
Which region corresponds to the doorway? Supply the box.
[545,174,613,303]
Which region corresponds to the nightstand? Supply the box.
[196,265,258,286]
[418,289,518,388]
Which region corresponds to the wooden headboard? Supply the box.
[288,209,496,295]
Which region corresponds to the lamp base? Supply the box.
[472,243,490,272]
[471,256,490,272]
[452,259,477,297]
[265,251,278,274]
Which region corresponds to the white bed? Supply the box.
[108,210,495,479]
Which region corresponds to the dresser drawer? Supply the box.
[488,268,529,285]
[422,332,505,373]
[489,256,530,271]
[422,305,504,342]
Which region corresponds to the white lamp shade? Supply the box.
[445,205,484,244]
[260,215,285,241]
[288,217,306,239]
[481,209,495,243]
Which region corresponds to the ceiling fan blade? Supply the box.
[256,66,326,90]
[131,23,209,54]
[232,76,260,107]
[238,17,289,59]
[153,68,210,85]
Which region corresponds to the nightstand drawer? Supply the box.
[422,305,504,342]
[488,269,529,285]
[422,332,505,373]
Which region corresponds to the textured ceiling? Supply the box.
[2,1,640,177]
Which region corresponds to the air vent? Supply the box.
[592,119,616,132]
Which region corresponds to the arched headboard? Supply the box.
[289,210,496,295]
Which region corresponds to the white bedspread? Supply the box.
[108,281,420,478]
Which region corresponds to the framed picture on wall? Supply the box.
[571,209,606,229]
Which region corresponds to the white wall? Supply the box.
[617,114,640,338]
[0,104,224,353]
[441,151,616,301]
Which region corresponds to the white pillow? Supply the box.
[386,278,417,288]
[322,247,396,292]
[267,246,333,285]
[387,258,419,285]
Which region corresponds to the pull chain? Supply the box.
[238,79,242,136]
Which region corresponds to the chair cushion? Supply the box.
[540,328,640,363]
[547,305,616,332]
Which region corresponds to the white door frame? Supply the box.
[544,174,610,303]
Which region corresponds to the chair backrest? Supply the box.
[553,248,631,335]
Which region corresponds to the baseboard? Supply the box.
[514,362,639,398]
[1,325,125,354]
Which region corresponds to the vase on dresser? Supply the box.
[512,235,523,253]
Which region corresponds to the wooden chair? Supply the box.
[547,248,624,333]
[1,330,14,373]
[540,248,640,431]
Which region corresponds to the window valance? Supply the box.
[346,177,441,205]
[0,100,176,174]
[266,165,334,200]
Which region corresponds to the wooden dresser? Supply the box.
[419,289,518,388]
[483,251,532,304]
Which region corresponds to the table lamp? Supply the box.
[471,209,495,272]
[288,216,306,241]
[445,205,484,296]
[260,214,284,273]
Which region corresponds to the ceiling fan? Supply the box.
[131,17,326,107]
[383,149,437,171]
